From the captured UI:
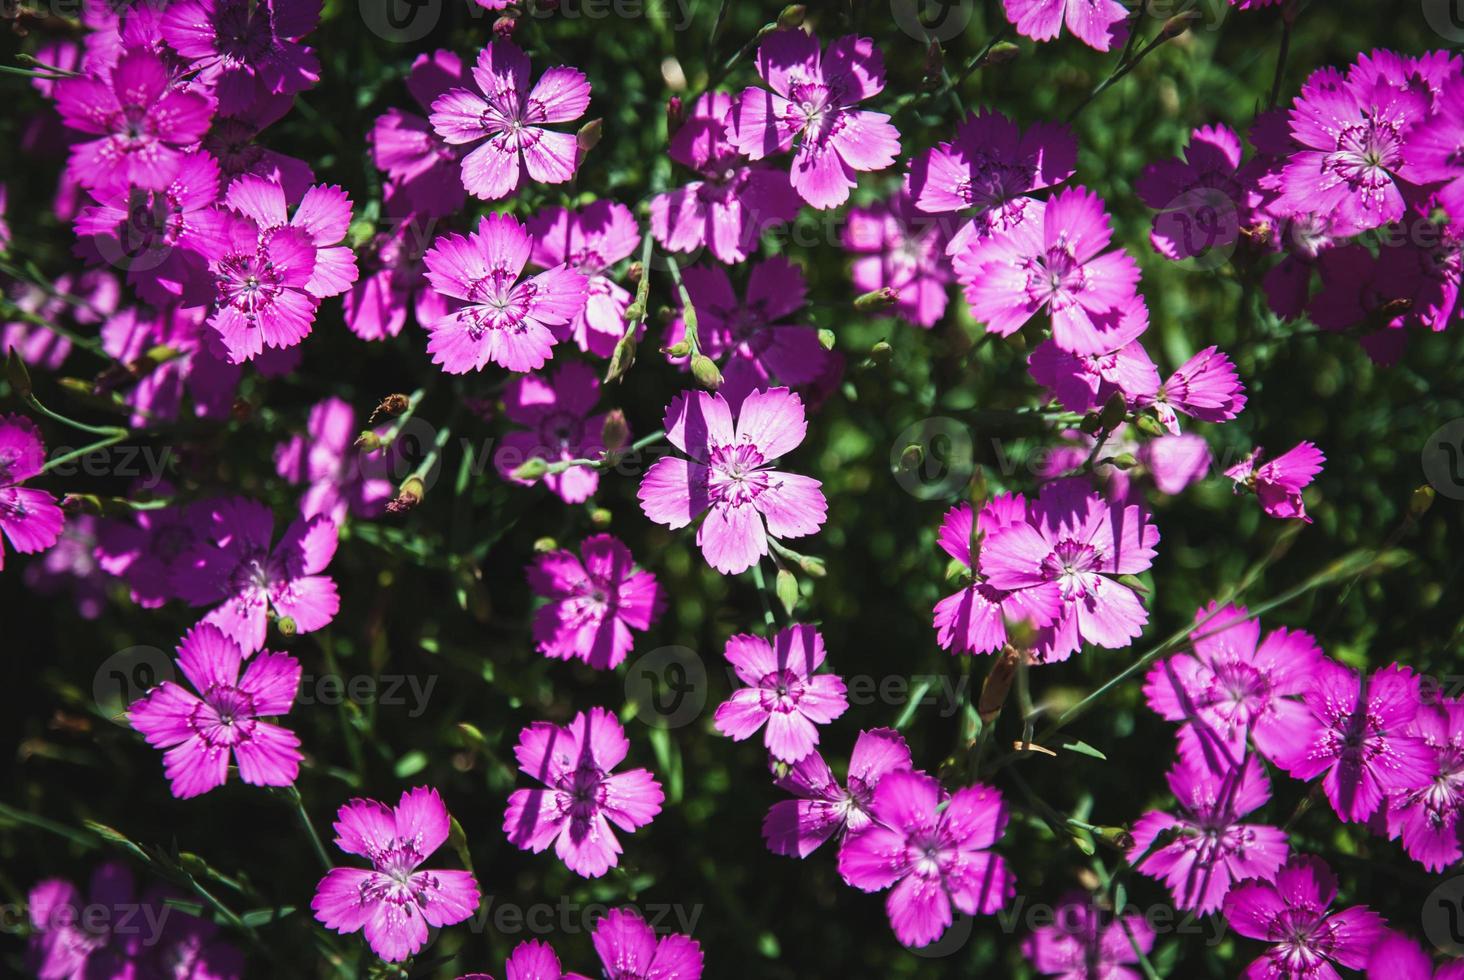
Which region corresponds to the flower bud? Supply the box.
[1160,10,1202,39]
[601,409,630,452]
[776,568,799,616]
[661,339,691,359]
[576,118,603,156]
[797,554,826,578]
[978,645,1022,723]
[276,615,298,637]
[605,331,638,384]
[665,96,684,138]
[1117,574,1149,594]
[1107,452,1138,470]
[854,286,898,312]
[590,507,612,529]
[1079,411,1102,435]
[533,536,558,554]
[869,341,893,366]
[511,457,551,482]
[899,443,924,473]
[493,14,519,38]
[776,4,806,27]
[386,476,425,513]
[1134,414,1165,437]
[691,354,722,389]
[4,346,31,399]
[355,430,382,452]
[1098,391,1126,432]
[982,41,1020,66]
[817,328,835,351]
[1411,485,1436,518]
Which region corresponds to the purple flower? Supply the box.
[429,39,590,201]
[729,30,900,210]
[1144,602,1326,772]
[1027,296,1160,415]
[838,770,1015,949]
[172,496,340,654]
[1223,855,1387,979]
[0,414,65,572]
[1366,932,1464,980]
[638,387,827,575]
[663,258,833,411]
[955,187,1142,355]
[1021,893,1156,980]
[1143,345,1247,435]
[3,269,119,372]
[345,208,446,342]
[650,92,802,265]
[274,397,395,523]
[979,478,1158,663]
[372,49,469,218]
[503,707,664,878]
[161,0,321,116]
[528,533,663,670]
[843,189,955,328]
[713,624,849,763]
[457,939,576,980]
[1137,124,1246,262]
[312,787,481,963]
[1272,662,1435,824]
[1130,755,1289,914]
[23,515,106,620]
[1381,698,1464,871]
[587,907,704,980]
[1225,441,1324,523]
[763,727,912,857]
[494,361,616,503]
[96,498,203,608]
[1403,75,1464,226]
[1003,0,1129,52]
[905,108,1077,257]
[128,623,303,799]
[527,201,641,358]
[53,49,213,192]
[421,212,589,374]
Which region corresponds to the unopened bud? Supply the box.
[981,41,1020,66]
[1107,452,1138,470]
[493,14,518,37]
[276,616,298,637]
[776,4,806,27]
[1118,574,1150,595]
[1411,485,1436,518]
[533,536,558,554]
[601,409,630,452]
[797,554,826,578]
[1135,414,1165,437]
[626,262,645,287]
[978,645,1022,723]
[355,430,382,451]
[776,568,799,616]
[691,354,722,389]
[387,476,425,513]
[661,339,691,359]
[590,507,612,529]
[511,457,551,482]
[665,96,684,137]
[899,443,924,473]
[869,341,893,366]
[577,118,603,156]
[605,331,638,384]
[817,328,835,351]
[854,287,899,312]
[1160,10,1202,39]
[1098,391,1126,432]
[4,347,31,399]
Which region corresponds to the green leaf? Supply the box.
[1062,740,1107,761]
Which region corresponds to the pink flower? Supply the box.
[1225,441,1324,522]
[1144,602,1326,772]
[587,908,703,980]
[1403,75,1464,226]
[905,109,1077,257]
[429,39,590,200]
[456,939,577,980]
[1003,0,1129,52]
[346,208,446,342]
[528,533,663,670]
[933,494,1054,656]
[663,258,833,411]
[96,499,202,608]
[1143,345,1247,435]
[713,624,849,763]
[503,707,663,878]
[1136,125,1246,262]
[954,187,1142,355]
[839,771,1015,949]
[979,478,1158,663]
[1027,296,1159,415]
[274,397,395,523]
[1021,893,1156,980]
[161,0,320,115]
[1223,856,1387,979]
[638,387,826,575]
[729,30,900,210]
[1129,755,1289,914]
[1366,933,1464,980]
[422,212,589,373]
[843,189,954,328]
[312,787,481,963]
[527,201,640,358]
[1382,698,1464,871]
[1272,662,1435,824]
[172,496,340,654]
[53,49,213,192]
[127,623,302,799]
[650,92,801,265]
[495,361,616,503]
[0,414,65,572]
[763,727,912,858]
[372,49,469,217]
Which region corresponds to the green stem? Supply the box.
[41,430,130,474]
[751,559,778,629]
[284,786,333,873]
[25,393,131,438]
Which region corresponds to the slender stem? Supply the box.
[25,393,131,438]
[41,430,130,474]
[1065,25,1176,123]
[284,786,333,873]
[1268,13,1293,108]
[663,254,702,357]
[0,298,112,361]
[751,559,778,629]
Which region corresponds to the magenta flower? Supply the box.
[97,499,202,609]
[1403,76,1464,225]
[1003,0,1129,52]
[729,30,900,210]
[53,49,213,192]
[1272,662,1435,824]
[1137,125,1246,262]
[933,494,1057,656]
[346,209,446,342]
[422,212,589,374]
[1144,602,1326,771]
[494,361,616,503]
[587,908,704,980]
[638,387,826,575]
[763,727,911,858]
[1225,441,1324,523]
[843,189,954,328]
[663,258,833,411]
[839,770,1015,949]
[905,109,1077,257]
[1223,856,1387,979]
[650,91,801,265]
[1021,893,1156,980]
[172,496,340,654]
[528,533,663,670]
[1027,296,1159,415]
[527,201,641,358]
[503,707,663,878]
[1382,698,1464,871]
[1129,755,1289,914]
[1143,345,1247,435]
[371,49,469,218]
[713,624,849,763]
[1366,933,1464,980]
[429,39,590,201]
[979,478,1158,663]
[0,415,64,572]
[312,787,481,963]
[274,397,394,523]
[457,939,576,980]
[3,270,118,372]
[954,187,1142,355]
[162,0,320,115]
[127,623,302,799]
